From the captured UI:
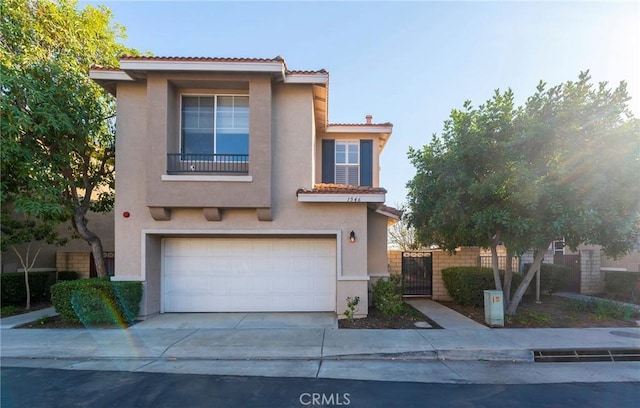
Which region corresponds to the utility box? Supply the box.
[484,290,504,327]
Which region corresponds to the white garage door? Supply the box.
[163,237,336,312]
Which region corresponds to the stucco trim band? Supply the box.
[297,193,385,203]
[120,60,285,75]
[337,275,370,281]
[161,175,253,182]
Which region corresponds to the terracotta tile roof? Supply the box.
[296,183,387,196]
[328,122,393,127]
[95,56,328,76]
[89,66,122,71]
[376,204,403,217]
[287,69,328,75]
[119,55,286,63]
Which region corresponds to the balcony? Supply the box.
[167,153,249,174]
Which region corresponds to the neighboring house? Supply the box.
[89,56,398,318]
[1,211,115,278]
[489,240,640,295]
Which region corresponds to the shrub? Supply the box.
[0,271,52,307]
[567,298,636,320]
[57,271,79,281]
[50,278,142,325]
[343,296,360,322]
[441,267,523,307]
[523,263,571,294]
[604,271,640,302]
[372,275,404,317]
[111,281,144,323]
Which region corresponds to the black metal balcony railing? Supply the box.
[167,153,249,174]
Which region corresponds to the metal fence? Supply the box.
[167,153,249,174]
[478,256,520,273]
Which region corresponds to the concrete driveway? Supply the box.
[130,312,338,330]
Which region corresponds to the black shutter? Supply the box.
[322,139,335,183]
[360,139,373,187]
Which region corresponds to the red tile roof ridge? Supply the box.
[376,204,403,217]
[119,55,286,63]
[328,122,393,127]
[296,184,387,195]
[89,65,121,71]
[287,69,328,74]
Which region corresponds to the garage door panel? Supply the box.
[163,237,336,312]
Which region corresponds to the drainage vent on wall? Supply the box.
[533,349,640,363]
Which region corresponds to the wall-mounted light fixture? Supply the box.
[123,211,130,218]
[349,230,356,243]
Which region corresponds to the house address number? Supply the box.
[346,197,362,202]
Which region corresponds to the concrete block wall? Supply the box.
[388,247,482,301]
[580,249,603,294]
[56,252,91,278]
[388,250,402,276]
[431,247,481,301]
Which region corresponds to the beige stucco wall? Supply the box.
[314,132,382,187]
[367,211,389,277]
[113,77,382,317]
[143,73,272,210]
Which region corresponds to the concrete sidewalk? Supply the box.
[1,300,639,384]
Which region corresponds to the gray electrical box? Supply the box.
[484,290,504,327]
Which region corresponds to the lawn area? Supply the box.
[438,295,639,328]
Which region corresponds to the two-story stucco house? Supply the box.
[89,56,398,318]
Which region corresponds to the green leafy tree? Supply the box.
[407,72,640,315]
[0,0,138,276]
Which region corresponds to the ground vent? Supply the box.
[533,349,640,363]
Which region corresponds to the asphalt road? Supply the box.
[2,367,639,408]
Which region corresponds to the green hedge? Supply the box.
[441,267,524,307]
[372,275,404,316]
[0,272,52,307]
[57,271,79,281]
[50,278,142,325]
[523,263,571,294]
[605,271,640,301]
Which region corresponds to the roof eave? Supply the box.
[119,59,286,77]
[89,69,134,95]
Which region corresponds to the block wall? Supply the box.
[56,252,91,278]
[580,249,603,294]
[388,247,481,301]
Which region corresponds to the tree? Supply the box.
[387,205,421,251]
[407,72,640,315]
[388,217,421,251]
[0,213,66,310]
[0,0,137,276]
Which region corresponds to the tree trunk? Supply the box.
[490,242,503,291]
[11,244,34,311]
[505,245,549,316]
[503,247,514,310]
[72,208,107,277]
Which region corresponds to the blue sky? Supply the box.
[84,1,640,207]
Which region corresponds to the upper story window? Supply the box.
[335,141,359,185]
[181,95,249,156]
[322,139,373,187]
[553,240,565,255]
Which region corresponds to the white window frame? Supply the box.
[180,93,249,161]
[553,240,565,255]
[334,141,360,186]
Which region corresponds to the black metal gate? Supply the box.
[554,254,581,292]
[402,252,433,296]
